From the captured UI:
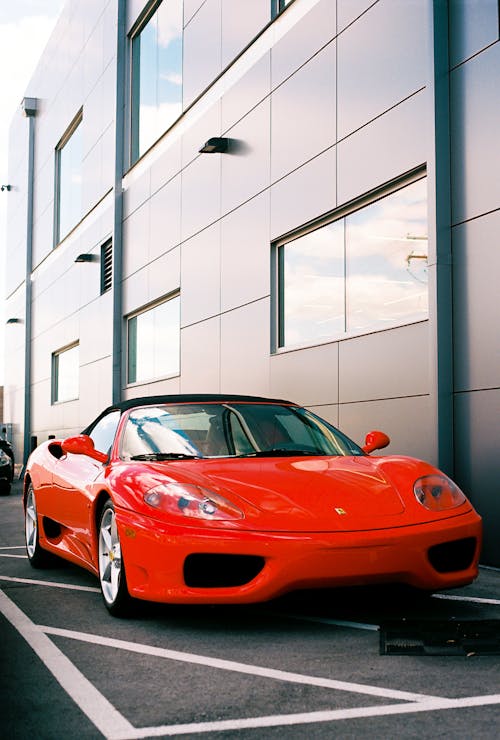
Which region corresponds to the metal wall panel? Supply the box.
[450,42,500,224]
[180,317,221,393]
[271,0,335,89]
[181,223,221,327]
[449,0,499,67]
[337,0,427,139]
[222,54,270,133]
[221,0,269,69]
[270,342,339,407]
[221,99,270,215]
[220,299,271,395]
[270,146,336,240]
[182,0,222,108]
[220,192,270,313]
[181,156,221,241]
[339,394,436,463]
[339,323,429,404]
[148,246,181,306]
[271,42,336,182]
[337,0,375,32]
[337,91,426,206]
[453,211,500,392]
[181,101,221,169]
[149,175,182,262]
[184,0,206,27]
[454,389,500,564]
[123,203,151,278]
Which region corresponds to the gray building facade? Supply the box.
[3,0,500,564]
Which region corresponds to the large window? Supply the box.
[52,344,79,403]
[131,0,183,162]
[127,294,180,384]
[55,110,83,244]
[276,177,428,349]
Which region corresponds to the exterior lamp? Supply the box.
[199,137,229,154]
[75,254,97,263]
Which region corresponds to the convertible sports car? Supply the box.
[24,394,482,615]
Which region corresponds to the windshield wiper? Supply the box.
[240,448,324,458]
[129,453,200,461]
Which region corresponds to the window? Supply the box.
[127,293,180,384]
[100,239,113,294]
[276,177,428,349]
[131,0,183,162]
[55,110,83,244]
[52,344,79,403]
[88,410,121,454]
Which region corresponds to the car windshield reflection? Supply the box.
[120,403,363,460]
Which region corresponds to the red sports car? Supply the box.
[24,394,482,615]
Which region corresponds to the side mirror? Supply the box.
[363,430,390,454]
[61,434,108,463]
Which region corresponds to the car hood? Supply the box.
[123,454,454,532]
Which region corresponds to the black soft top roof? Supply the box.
[83,394,295,432]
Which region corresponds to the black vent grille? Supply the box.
[100,239,112,294]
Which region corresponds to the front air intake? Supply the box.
[427,537,477,573]
[183,554,265,588]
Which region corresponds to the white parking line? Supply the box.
[41,624,438,703]
[0,588,133,738]
[0,575,100,593]
[2,580,500,739]
[117,694,500,738]
[0,553,27,559]
[433,594,500,607]
[0,545,26,550]
[272,612,378,631]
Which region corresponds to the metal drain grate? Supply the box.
[380,620,500,655]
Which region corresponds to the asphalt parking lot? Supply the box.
[1,478,499,739]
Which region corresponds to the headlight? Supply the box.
[413,474,466,511]
[144,482,244,521]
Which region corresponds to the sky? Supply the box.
[0,0,65,385]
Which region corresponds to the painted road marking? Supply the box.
[0,588,133,738]
[267,611,378,631]
[0,575,100,593]
[2,582,500,739]
[433,593,500,607]
[41,624,438,702]
[0,553,27,559]
[115,694,500,738]
[0,545,26,550]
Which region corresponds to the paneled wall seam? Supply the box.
[449,38,499,72]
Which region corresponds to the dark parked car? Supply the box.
[0,446,13,494]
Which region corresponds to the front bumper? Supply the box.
[116,507,482,604]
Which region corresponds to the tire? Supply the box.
[98,500,131,616]
[25,484,51,567]
[0,479,11,496]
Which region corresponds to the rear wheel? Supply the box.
[98,500,131,616]
[25,485,50,567]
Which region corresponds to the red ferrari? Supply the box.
[24,394,482,615]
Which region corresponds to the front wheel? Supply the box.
[25,485,51,567]
[98,500,131,616]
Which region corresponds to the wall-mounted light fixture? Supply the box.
[6,318,22,324]
[1,184,12,192]
[74,253,98,263]
[199,137,229,154]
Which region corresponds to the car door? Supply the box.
[49,411,121,561]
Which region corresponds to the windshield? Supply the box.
[120,403,363,460]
